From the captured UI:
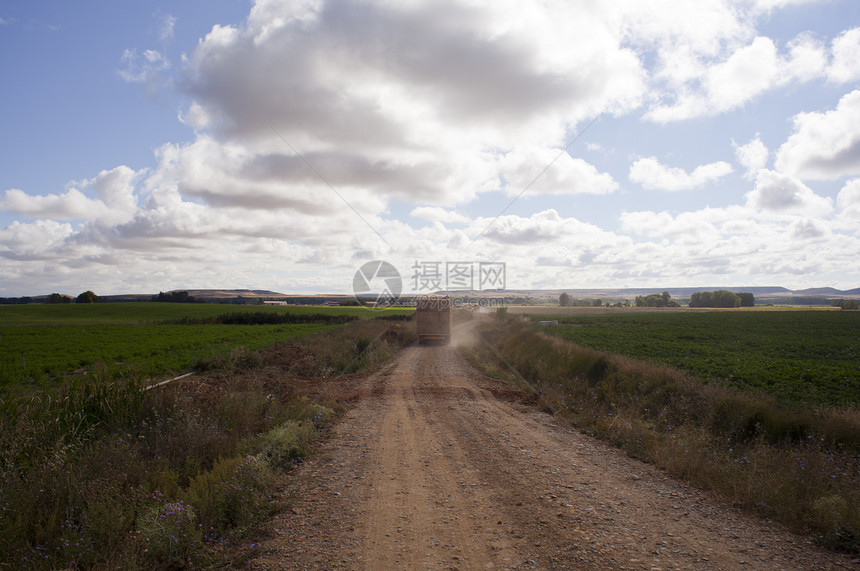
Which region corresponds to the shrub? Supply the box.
[76,291,100,304]
[185,456,273,536]
[255,420,318,470]
[138,500,204,568]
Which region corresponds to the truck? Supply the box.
[416,295,453,345]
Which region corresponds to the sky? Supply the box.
[2,0,860,297]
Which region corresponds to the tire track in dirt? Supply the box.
[249,342,856,570]
[362,354,499,568]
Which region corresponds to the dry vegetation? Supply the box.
[3,303,856,567]
[0,318,415,569]
[463,314,859,553]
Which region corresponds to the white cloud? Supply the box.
[188,2,616,142]
[478,209,569,245]
[7,0,860,295]
[789,218,828,240]
[1,166,142,225]
[151,136,401,213]
[578,201,857,286]
[178,102,212,131]
[752,0,827,11]
[644,28,833,122]
[498,147,618,196]
[1,188,108,221]
[629,157,733,191]
[619,210,673,235]
[733,135,769,179]
[775,90,860,180]
[88,166,141,216]
[473,209,621,248]
[620,206,745,242]
[410,207,470,225]
[177,0,645,208]
[745,169,833,215]
[159,13,176,44]
[784,32,829,82]
[828,27,860,83]
[635,12,852,124]
[706,37,782,111]
[118,48,170,84]
[837,178,860,219]
[616,0,755,59]
[0,220,75,261]
[616,200,859,287]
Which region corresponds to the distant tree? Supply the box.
[689,291,710,308]
[712,290,741,308]
[153,291,196,303]
[592,298,602,307]
[635,292,678,308]
[76,290,100,303]
[737,292,755,307]
[635,294,650,307]
[559,293,572,307]
[47,293,71,304]
[690,290,741,308]
[840,300,859,310]
[0,296,33,305]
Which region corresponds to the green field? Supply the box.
[524,309,859,407]
[0,303,413,390]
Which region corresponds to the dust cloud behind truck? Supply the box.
[416,296,453,345]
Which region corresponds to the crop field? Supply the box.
[0,313,416,569]
[0,302,413,391]
[519,308,859,407]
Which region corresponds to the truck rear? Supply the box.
[416,296,453,345]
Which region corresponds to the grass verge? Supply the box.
[463,316,859,553]
[0,317,415,569]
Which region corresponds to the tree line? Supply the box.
[559,293,604,307]
[152,290,200,303]
[50,291,102,303]
[689,290,754,308]
[556,290,757,308]
[634,291,680,307]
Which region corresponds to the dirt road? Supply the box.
[250,342,855,570]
